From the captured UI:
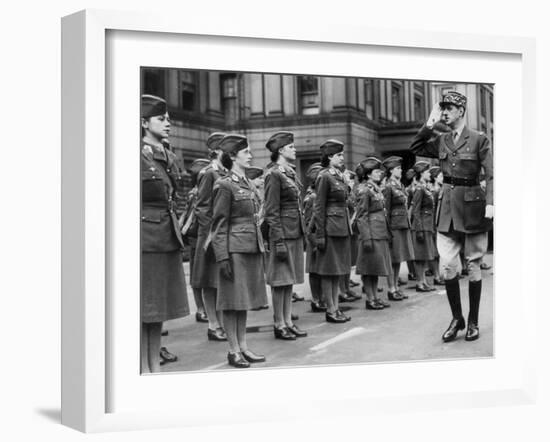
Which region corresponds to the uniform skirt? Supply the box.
[190,233,218,289]
[312,236,351,276]
[305,237,316,273]
[433,232,439,259]
[390,229,415,264]
[141,251,189,323]
[412,230,436,261]
[266,238,305,287]
[217,253,268,311]
[355,239,392,276]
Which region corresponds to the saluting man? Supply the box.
[410,91,494,342]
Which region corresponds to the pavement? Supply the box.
[160,254,493,373]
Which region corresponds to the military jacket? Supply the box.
[141,140,184,252]
[313,167,352,241]
[410,124,493,233]
[211,171,265,262]
[194,161,228,238]
[383,178,411,230]
[180,186,199,240]
[356,180,391,241]
[411,183,435,233]
[263,164,305,243]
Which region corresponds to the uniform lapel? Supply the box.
[444,132,456,152]
[454,127,470,151]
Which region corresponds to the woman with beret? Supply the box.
[140,94,189,373]
[355,157,393,310]
[428,166,445,286]
[382,156,415,301]
[312,140,352,323]
[211,134,268,368]
[191,133,228,342]
[411,161,437,292]
[304,162,325,313]
[263,132,307,340]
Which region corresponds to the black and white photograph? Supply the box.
[140,68,494,373]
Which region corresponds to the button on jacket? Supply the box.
[411,183,435,233]
[263,164,305,242]
[141,141,184,252]
[356,181,391,241]
[211,172,265,262]
[383,178,411,230]
[410,124,493,233]
[313,168,352,242]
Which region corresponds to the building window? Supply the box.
[365,79,374,120]
[142,68,165,97]
[480,87,487,118]
[298,76,320,115]
[391,82,403,122]
[221,73,239,125]
[179,71,196,111]
[413,82,425,121]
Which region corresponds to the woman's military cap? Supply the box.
[218,134,249,155]
[413,160,431,174]
[141,94,167,118]
[189,158,210,178]
[319,139,344,156]
[439,91,467,109]
[266,131,294,152]
[206,132,226,151]
[360,156,383,173]
[429,166,442,180]
[306,162,323,184]
[381,155,403,171]
[245,166,264,180]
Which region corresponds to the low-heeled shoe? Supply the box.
[465,322,480,341]
[195,311,208,323]
[335,310,351,322]
[415,283,433,292]
[442,317,466,342]
[241,349,266,363]
[326,311,347,323]
[311,301,327,312]
[338,293,354,303]
[349,279,360,287]
[433,278,445,286]
[274,326,296,340]
[159,347,178,363]
[227,352,250,368]
[208,327,228,341]
[397,289,409,299]
[366,300,384,310]
[376,298,390,308]
[292,292,304,302]
[287,324,308,337]
[387,291,404,301]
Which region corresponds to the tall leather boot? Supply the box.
[442,275,465,342]
[465,280,482,341]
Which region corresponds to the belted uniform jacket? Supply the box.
[180,186,199,245]
[383,178,411,230]
[355,180,391,241]
[410,124,493,233]
[194,161,227,238]
[263,164,305,243]
[141,140,184,252]
[411,183,435,233]
[211,171,265,262]
[313,168,352,242]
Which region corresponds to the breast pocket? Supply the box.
[458,152,479,176]
[326,208,347,237]
[142,172,166,202]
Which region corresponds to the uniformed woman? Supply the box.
[411,161,437,292]
[382,156,415,300]
[312,140,352,323]
[180,158,211,323]
[211,134,268,368]
[140,94,189,373]
[303,162,325,312]
[355,157,393,310]
[263,132,307,340]
[428,166,444,285]
[191,133,228,342]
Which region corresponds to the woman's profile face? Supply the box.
[233,147,252,169]
[142,112,171,140]
[392,165,402,179]
[421,169,431,181]
[370,168,383,183]
[279,143,296,161]
[329,152,344,169]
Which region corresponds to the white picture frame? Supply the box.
[61,9,537,433]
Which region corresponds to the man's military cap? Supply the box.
[266,131,294,152]
[360,156,383,173]
[206,132,226,151]
[141,94,167,118]
[245,166,264,180]
[439,91,467,109]
[382,155,403,171]
[306,162,323,184]
[319,139,344,156]
[413,160,431,174]
[218,134,249,155]
[189,158,210,178]
[429,166,442,180]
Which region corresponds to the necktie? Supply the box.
[453,131,459,144]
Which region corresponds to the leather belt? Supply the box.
[443,176,479,187]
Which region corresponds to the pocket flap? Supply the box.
[464,187,485,202]
[459,153,477,160]
[231,224,255,233]
[234,193,251,201]
[439,151,448,160]
[141,208,162,223]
